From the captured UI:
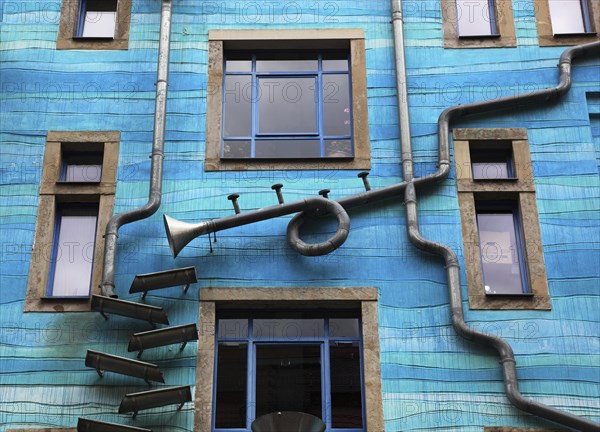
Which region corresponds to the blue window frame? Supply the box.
[548,0,596,35]
[213,311,365,431]
[476,200,530,296]
[46,203,99,298]
[75,0,117,38]
[222,50,354,160]
[456,0,499,37]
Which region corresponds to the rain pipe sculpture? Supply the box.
[99,0,173,299]
[162,6,600,432]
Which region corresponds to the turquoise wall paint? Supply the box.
[0,0,598,431]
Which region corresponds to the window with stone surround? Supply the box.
[195,288,384,431]
[534,0,600,47]
[204,29,370,171]
[25,131,119,312]
[442,0,516,48]
[57,0,131,50]
[454,128,551,310]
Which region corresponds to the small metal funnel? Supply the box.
[251,411,326,432]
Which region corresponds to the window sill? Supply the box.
[552,32,597,38]
[56,181,102,185]
[473,177,518,182]
[484,292,534,298]
[41,296,91,301]
[72,36,115,41]
[458,34,501,39]
[205,157,371,172]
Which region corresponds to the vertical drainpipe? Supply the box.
[391,0,599,430]
[100,0,173,298]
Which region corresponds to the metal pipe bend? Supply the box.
[286,199,350,256]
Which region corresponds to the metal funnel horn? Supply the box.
[163,214,211,258]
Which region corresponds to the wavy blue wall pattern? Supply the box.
[0,0,598,431]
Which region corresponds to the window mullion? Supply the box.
[250,55,257,159]
[323,318,332,430]
[76,0,86,37]
[247,319,255,429]
[513,206,530,294]
[317,53,325,157]
[580,0,593,33]
[488,0,498,35]
[46,206,63,296]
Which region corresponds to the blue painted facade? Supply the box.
[0,0,598,431]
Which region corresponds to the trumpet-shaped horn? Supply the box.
[163,197,350,258]
[164,215,212,258]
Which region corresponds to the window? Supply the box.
[222,50,353,160]
[195,288,384,431]
[476,200,529,295]
[61,151,103,182]
[535,0,599,46]
[57,0,131,50]
[442,0,516,48]
[205,29,370,171]
[456,0,498,37]
[76,0,117,38]
[454,128,550,310]
[214,312,363,430]
[25,131,119,312]
[470,141,515,180]
[548,0,593,35]
[47,204,99,298]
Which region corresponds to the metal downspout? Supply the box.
[100,0,173,298]
[392,0,600,429]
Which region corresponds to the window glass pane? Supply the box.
[472,162,509,179]
[330,342,363,428]
[226,61,252,73]
[323,74,351,137]
[223,140,251,158]
[470,147,512,179]
[255,345,322,419]
[255,140,321,159]
[256,51,318,72]
[477,212,525,295]
[224,75,252,137]
[253,319,324,340]
[549,0,585,34]
[65,164,102,182]
[218,319,248,338]
[258,77,317,134]
[215,343,248,428]
[82,11,116,38]
[330,318,360,338]
[51,213,98,297]
[456,0,493,36]
[323,50,349,71]
[324,139,352,158]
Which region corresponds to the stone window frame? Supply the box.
[56,0,131,50]
[534,0,600,47]
[454,128,551,310]
[25,131,119,313]
[195,287,384,432]
[204,29,370,172]
[442,0,517,48]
